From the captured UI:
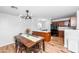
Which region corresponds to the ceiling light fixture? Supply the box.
[20,10,32,20]
[11,6,32,20]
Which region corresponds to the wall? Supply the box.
[77,10,79,29]
[0,13,33,47]
[31,18,50,31]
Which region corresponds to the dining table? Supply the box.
[14,34,45,53]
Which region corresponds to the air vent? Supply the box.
[11,6,18,9]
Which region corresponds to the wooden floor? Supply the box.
[0,37,70,53]
[44,36,70,53]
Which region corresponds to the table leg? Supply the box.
[42,40,45,51]
[15,39,18,53]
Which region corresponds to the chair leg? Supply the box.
[25,47,32,53]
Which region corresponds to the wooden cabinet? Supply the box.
[58,31,64,45]
[32,31,51,42]
[52,21,64,27]
[58,31,64,37]
[57,21,64,27]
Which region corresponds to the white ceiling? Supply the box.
[0,6,79,19]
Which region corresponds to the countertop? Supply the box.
[58,27,73,31]
[32,30,50,33]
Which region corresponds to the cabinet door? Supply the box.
[64,30,70,48]
[68,40,79,52]
[32,32,51,42]
[70,17,76,27]
[58,21,64,27]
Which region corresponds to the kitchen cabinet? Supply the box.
[52,21,64,27]
[58,31,64,38]
[68,40,79,52]
[70,17,76,27]
[32,31,51,42]
[58,31,64,45]
[64,29,79,52]
[52,17,76,27]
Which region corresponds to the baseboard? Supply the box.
[0,42,14,47]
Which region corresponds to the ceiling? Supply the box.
[0,6,79,19]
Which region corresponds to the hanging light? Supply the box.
[20,10,32,20]
[10,6,32,20]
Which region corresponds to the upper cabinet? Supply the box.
[52,17,76,27]
[51,18,70,27]
[52,21,64,27]
[70,17,77,27]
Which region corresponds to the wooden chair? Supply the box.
[14,37,26,53]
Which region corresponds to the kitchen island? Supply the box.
[32,31,51,42]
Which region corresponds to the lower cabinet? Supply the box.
[58,31,64,38]
[68,40,79,52]
[58,31,64,44]
[32,31,51,42]
[64,29,79,53]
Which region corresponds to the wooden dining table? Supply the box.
[14,34,45,53]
